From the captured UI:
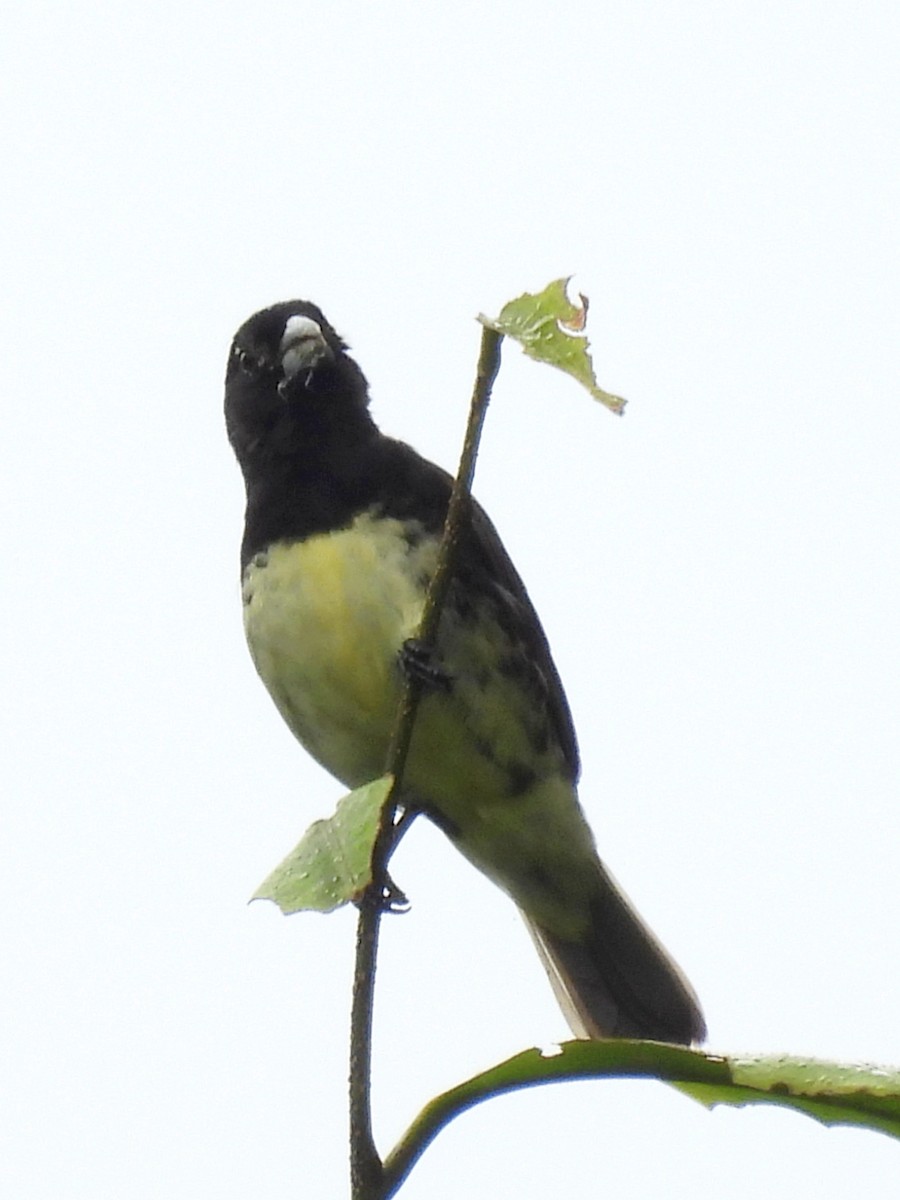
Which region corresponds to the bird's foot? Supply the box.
[356,873,409,914]
[400,639,452,692]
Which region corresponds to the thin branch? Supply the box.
[349,888,384,1197]
[349,325,504,1200]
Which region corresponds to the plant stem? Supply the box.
[349,888,384,1197]
[348,325,503,1200]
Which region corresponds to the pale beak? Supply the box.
[278,315,333,381]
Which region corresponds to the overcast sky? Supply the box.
[4,2,900,1197]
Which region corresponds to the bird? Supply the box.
[224,299,705,1044]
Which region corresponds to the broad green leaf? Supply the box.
[252,775,393,913]
[678,1053,900,1140]
[480,277,626,414]
[382,1041,900,1197]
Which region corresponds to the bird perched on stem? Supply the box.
[225,300,705,1045]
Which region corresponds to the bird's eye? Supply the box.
[233,346,264,378]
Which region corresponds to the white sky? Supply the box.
[4,1,900,1196]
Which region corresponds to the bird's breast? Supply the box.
[241,509,437,787]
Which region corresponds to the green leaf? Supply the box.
[252,775,394,914]
[381,1041,900,1197]
[480,277,626,414]
[678,1053,900,1140]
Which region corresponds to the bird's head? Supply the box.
[225,300,372,468]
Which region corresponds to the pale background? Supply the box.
[4,2,899,1196]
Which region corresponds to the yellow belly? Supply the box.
[242,511,433,787]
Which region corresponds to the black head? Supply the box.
[224,300,374,475]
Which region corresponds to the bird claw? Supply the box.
[355,873,410,914]
[379,875,410,914]
[400,639,452,692]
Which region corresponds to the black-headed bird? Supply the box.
[225,300,705,1044]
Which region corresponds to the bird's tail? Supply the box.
[521,860,705,1044]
